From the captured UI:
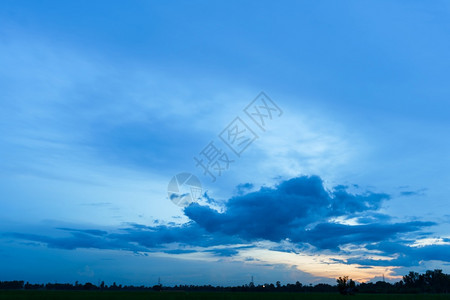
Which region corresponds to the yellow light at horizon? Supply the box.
[237,248,402,283]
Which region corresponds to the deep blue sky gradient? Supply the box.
[0,0,449,286]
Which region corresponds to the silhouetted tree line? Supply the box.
[0,269,449,294]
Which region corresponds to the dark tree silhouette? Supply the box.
[1,269,449,294]
[337,276,356,295]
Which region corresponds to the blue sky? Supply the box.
[0,0,449,286]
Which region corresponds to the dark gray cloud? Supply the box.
[184,176,425,249]
[289,221,434,250]
[399,188,427,197]
[206,248,240,257]
[235,182,254,195]
[2,175,443,267]
[5,231,146,252]
[3,223,242,253]
[346,242,450,267]
[56,227,108,236]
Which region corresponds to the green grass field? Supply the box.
[1,291,450,300]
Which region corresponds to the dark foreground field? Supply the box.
[1,291,450,300]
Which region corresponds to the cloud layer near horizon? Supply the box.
[3,175,447,275]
